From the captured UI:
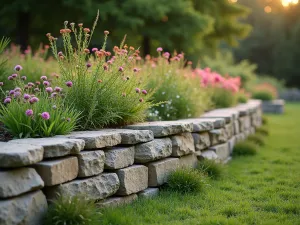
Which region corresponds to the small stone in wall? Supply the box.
[171,133,195,157]
[138,188,159,198]
[77,150,105,177]
[178,118,214,132]
[209,143,230,162]
[105,147,135,170]
[198,150,220,162]
[97,194,138,208]
[178,154,198,169]
[209,129,228,146]
[192,132,211,151]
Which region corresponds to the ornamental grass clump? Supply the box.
[233,141,257,156]
[197,159,224,180]
[48,12,153,129]
[0,65,80,138]
[140,48,210,121]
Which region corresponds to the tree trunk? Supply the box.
[142,36,150,56]
[17,11,30,52]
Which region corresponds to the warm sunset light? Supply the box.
[281,0,299,7]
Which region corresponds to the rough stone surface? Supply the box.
[209,143,230,161]
[234,104,251,116]
[138,188,159,198]
[34,156,78,186]
[171,133,195,157]
[235,133,246,143]
[135,138,172,163]
[62,131,122,149]
[0,168,44,199]
[192,132,211,151]
[209,129,228,146]
[44,173,120,200]
[233,120,240,135]
[250,126,256,135]
[179,154,198,169]
[228,136,236,154]
[198,150,220,162]
[239,116,251,132]
[10,138,85,159]
[0,143,43,168]
[117,165,148,196]
[148,158,179,187]
[104,129,154,144]
[0,190,47,225]
[78,150,105,177]
[105,147,134,169]
[225,123,234,139]
[178,118,214,132]
[124,121,193,137]
[195,118,226,129]
[97,194,137,208]
[201,108,239,123]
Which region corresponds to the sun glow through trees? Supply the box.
[281,0,299,7]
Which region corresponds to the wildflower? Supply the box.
[0,82,3,86]
[133,68,138,72]
[9,90,15,95]
[98,80,102,83]
[64,21,68,26]
[54,86,62,92]
[86,63,92,68]
[157,47,163,52]
[60,29,66,34]
[107,60,113,65]
[25,109,33,117]
[8,76,13,80]
[24,94,30,100]
[105,51,111,56]
[58,52,63,57]
[45,87,53,93]
[52,105,57,110]
[126,76,130,80]
[104,30,109,35]
[135,88,140,93]
[176,95,180,98]
[142,90,148,95]
[14,92,21,98]
[14,87,21,92]
[34,88,40,92]
[83,28,90,33]
[43,81,50,86]
[66,81,73,87]
[78,23,83,27]
[4,98,11,104]
[122,92,126,97]
[66,118,71,122]
[92,48,98,52]
[59,56,64,60]
[129,46,134,51]
[41,76,47,80]
[139,98,144,102]
[119,67,124,72]
[51,92,57,98]
[11,74,18,78]
[44,45,50,49]
[35,81,41,85]
[14,65,23,71]
[65,29,71,33]
[46,33,51,37]
[70,22,75,27]
[41,112,50,120]
[29,97,39,104]
[21,76,27,80]
[84,49,90,54]
[163,52,170,59]
[187,61,193,65]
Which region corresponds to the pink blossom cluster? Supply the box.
[193,68,241,93]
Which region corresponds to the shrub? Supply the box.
[252,90,274,101]
[166,168,207,194]
[251,82,278,101]
[233,141,257,156]
[0,37,10,99]
[236,89,250,103]
[256,126,269,136]
[211,87,237,108]
[43,195,101,225]
[48,13,153,129]
[247,134,265,146]
[0,66,80,138]
[262,116,268,125]
[197,159,224,180]
[142,50,211,120]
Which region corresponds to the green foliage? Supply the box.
[197,159,224,180]
[166,168,207,194]
[236,91,249,103]
[0,37,10,99]
[256,126,269,137]
[262,116,268,125]
[49,14,154,129]
[211,87,236,108]
[252,90,274,101]
[233,141,257,156]
[247,134,265,146]
[145,53,211,120]
[43,194,101,225]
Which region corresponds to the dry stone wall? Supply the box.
[0,100,262,225]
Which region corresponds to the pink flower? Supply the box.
[14,87,21,92]
[54,86,62,92]
[142,90,147,95]
[43,81,50,86]
[86,63,92,68]
[29,97,39,104]
[66,81,73,87]
[119,67,124,72]
[14,65,23,71]
[21,76,27,80]
[24,94,30,100]
[8,76,13,80]
[9,90,15,95]
[41,76,47,81]
[163,52,170,59]
[11,74,18,78]
[157,47,163,52]
[41,112,50,120]
[45,87,53,93]
[34,88,40,92]
[135,88,140,93]
[58,51,63,57]
[0,82,3,86]
[4,98,11,104]
[133,68,138,72]
[92,48,98,52]
[25,109,33,117]
[14,92,21,98]
[139,98,144,102]
[36,81,41,85]
[28,82,35,87]
[51,92,57,98]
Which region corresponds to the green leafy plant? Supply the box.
[196,159,224,180]
[0,37,10,99]
[233,141,257,156]
[0,66,80,138]
[262,116,268,125]
[247,134,265,146]
[211,87,237,108]
[48,12,153,129]
[252,90,274,101]
[236,90,249,103]
[43,194,101,225]
[166,168,207,194]
[256,126,269,136]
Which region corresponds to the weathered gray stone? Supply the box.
[138,188,159,198]
[198,150,220,162]
[178,118,214,132]
[34,156,78,186]
[234,104,251,116]
[228,136,236,154]
[148,158,179,187]
[201,108,239,123]
[171,133,195,157]
[194,118,226,129]
[235,133,246,143]
[209,143,230,161]
[10,138,85,159]
[117,165,148,196]
[233,120,240,135]
[97,194,138,208]
[44,173,119,200]
[225,123,234,139]
[78,150,105,177]
[0,190,47,225]
[250,127,256,135]
[248,99,262,110]
[124,121,193,137]
[239,116,251,132]
[102,129,154,144]
[209,129,228,145]
[0,143,43,168]
[135,138,172,163]
[179,154,198,169]
[105,147,134,169]
[262,99,284,114]
[0,168,44,199]
[192,132,211,151]
[62,131,121,149]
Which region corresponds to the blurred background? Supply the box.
[0,0,299,88]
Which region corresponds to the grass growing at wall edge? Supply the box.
[100,103,300,225]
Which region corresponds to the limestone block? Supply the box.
[178,154,198,169]
[178,118,214,132]
[225,123,234,139]
[192,132,211,151]
[201,108,239,123]
[198,150,220,162]
[105,147,134,169]
[138,188,159,198]
[209,129,228,146]
[106,129,154,144]
[78,150,105,177]
[228,136,236,155]
[209,143,230,161]
[233,120,240,135]
[171,133,195,157]
[97,194,137,208]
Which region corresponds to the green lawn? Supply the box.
[100,104,300,225]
